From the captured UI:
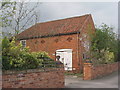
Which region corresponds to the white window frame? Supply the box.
[20,40,26,48]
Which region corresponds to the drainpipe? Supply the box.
[77,31,80,72]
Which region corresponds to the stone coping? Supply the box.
[84,62,119,66]
[3,67,64,75]
[93,62,119,67]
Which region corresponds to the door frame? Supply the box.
[56,49,72,70]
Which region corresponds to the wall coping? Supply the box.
[84,62,119,66]
[3,67,64,75]
[92,62,119,67]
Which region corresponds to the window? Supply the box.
[20,40,26,48]
[83,53,86,59]
[83,53,90,60]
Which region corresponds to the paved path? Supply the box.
[65,71,119,88]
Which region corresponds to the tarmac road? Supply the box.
[65,71,119,88]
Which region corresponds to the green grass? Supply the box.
[64,72,83,77]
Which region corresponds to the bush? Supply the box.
[104,50,114,63]
[2,37,56,70]
[90,24,118,64]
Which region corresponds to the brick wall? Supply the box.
[17,34,81,72]
[16,15,96,73]
[0,73,2,89]
[78,14,96,72]
[83,62,119,80]
[2,67,64,88]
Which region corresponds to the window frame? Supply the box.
[20,40,26,48]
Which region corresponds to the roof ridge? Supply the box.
[36,14,91,25]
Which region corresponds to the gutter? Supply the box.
[17,31,80,40]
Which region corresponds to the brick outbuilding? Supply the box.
[16,14,95,73]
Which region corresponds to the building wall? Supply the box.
[17,15,95,73]
[18,34,81,72]
[78,15,96,72]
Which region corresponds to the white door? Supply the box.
[56,49,72,70]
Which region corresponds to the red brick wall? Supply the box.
[0,74,2,88]
[83,62,119,80]
[83,63,93,80]
[78,14,96,72]
[2,67,64,88]
[16,15,95,73]
[17,34,81,72]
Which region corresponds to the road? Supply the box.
[65,71,119,88]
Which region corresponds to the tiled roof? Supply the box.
[16,14,90,40]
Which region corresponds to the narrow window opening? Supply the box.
[20,40,26,48]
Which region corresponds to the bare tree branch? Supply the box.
[20,2,39,22]
[1,0,40,35]
[20,13,37,31]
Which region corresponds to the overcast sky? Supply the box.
[35,2,118,33]
[5,1,118,34]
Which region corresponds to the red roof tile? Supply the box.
[16,14,90,40]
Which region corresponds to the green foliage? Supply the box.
[90,24,118,64]
[1,0,39,36]
[0,0,16,27]
[36,52,50,58]
[104,50,114,63]
[0,0,16,38]
[2,37,56,70]
[64,72,83,77]
[118,40,120,61]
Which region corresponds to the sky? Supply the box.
[36,2,118,33]
[2,0,119,34]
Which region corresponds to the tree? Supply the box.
[118,39,120,61]
[91,24,118,64]
[1,0,40,36]
[11,1,39,34]
[0,0,16,27]
[0,0,16,38]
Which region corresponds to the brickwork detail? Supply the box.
[84,62,119,80]
[2,67,64,88]
[17,34,81,72]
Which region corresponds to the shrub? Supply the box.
[90,24,118,64]
[2,37,56,70]
[104,50,114,63]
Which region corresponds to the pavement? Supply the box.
[65,71,119,88]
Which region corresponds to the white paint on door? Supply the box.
[56,49,72,70]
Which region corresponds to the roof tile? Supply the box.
[16,14,90,40]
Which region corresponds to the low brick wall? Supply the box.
[2,67,64,88]
[84,62,119,80]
